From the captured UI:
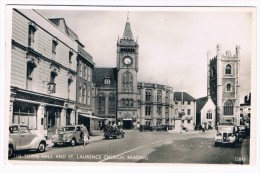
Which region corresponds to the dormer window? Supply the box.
[104,78,111,85]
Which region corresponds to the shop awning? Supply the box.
[79,113,106,120]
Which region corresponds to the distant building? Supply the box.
[196,96,216,128]
[173,92,196,131]
[240,93,251,125]
[208,44,241,126]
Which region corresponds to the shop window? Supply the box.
[13,102,37,129]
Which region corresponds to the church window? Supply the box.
[122,72,133,93]
[206,110,212,119]
[227,83,231,92]
[224,100,233,116]
[98,93,106,115]
[104,78,111,84]
[108,94,116,114]
[225,64,232,74]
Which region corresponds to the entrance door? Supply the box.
[123,120,132,130]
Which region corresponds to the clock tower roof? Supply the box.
[122,21,133,40]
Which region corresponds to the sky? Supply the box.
[37,7,253,103]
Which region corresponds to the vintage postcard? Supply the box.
[1,2,259,173]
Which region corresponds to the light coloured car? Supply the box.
[214,124,237,147]
[52,125,85,147]
[9,124,47,158]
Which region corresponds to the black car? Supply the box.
[103,125,125,139]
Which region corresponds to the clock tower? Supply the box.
[116,16,139,129]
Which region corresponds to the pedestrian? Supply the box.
[202,124,205,133]
[81,124,89,145]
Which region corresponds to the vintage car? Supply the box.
[9,124,47,158]
[214,124,238,147]
[103,125,125,139]
[52,125,86,147]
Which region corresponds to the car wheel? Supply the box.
[70,138,76,147]
[8,145,14,158]
[54,143,58,147]
[37,142,46,152]
[113,135,117,139]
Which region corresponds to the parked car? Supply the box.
[52,125,85,147]
[139,125,154,132]
[9,124,47,158]
[214,124,238,147]
[103,125,125,139]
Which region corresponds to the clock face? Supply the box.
[123,57,132,65]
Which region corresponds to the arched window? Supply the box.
[227,83,231,92]
[97,93,106,115]
[224,100,233,115]
[122,72,133,93]
[225,64,231,74]
[28,22,37,48]
[108,94,116,114]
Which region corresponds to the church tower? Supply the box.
[208,44,240,126]
[116,15,139,129]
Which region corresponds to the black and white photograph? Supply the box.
[0,1,259,173]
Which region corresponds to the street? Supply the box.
[9,130,247,164]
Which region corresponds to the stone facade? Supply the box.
[208,44,240,125]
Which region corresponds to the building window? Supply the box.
[227,83,231,92]
[83,83,87,104]
[68,77,73,99]
[28,23,37,48]
[87,90,90,105]
[83,65,87,79]
[187,120,191,123]
[165,106,169,116]
[26,61,36,90]
[187,109,191,115]
[122,72,133,93]
[108,94,116,114]
[206,110,212,119]
[78,85,82,103]
[98,93,106,115]
[224,100,233,115]
[145,106,152,116]
[87,67,91,82]
[225,64,231,74]
[157,90,162,103]
[78,63,82,78]
[157,106,162,117]
[121,98,133,108]
[52,38,58,59]
[145,89,152,102]
[165,91,170,104]
[188,101,191,105]
[48,70,57,93]
[69,51,73,64]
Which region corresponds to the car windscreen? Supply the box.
[64,127,75,131]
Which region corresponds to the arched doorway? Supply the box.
[122,114,133,130]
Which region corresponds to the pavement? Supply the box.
[46,129,104,148]
[240,138,250,164]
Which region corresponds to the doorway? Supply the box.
[123,120,132,130]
